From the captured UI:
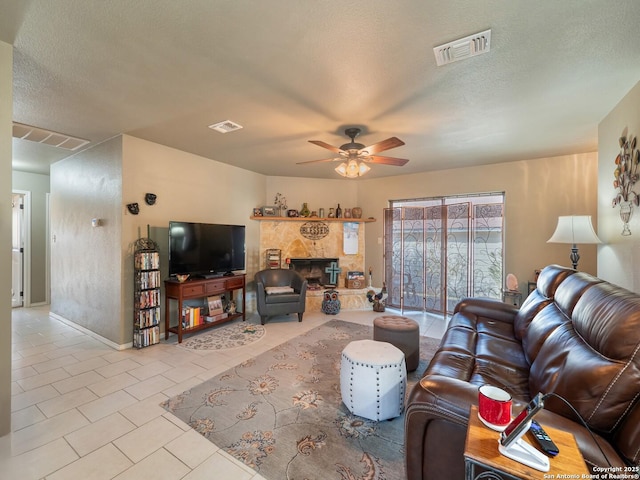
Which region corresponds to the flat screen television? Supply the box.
[168,221,246,277]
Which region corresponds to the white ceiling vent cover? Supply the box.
[208,120,243,133]
[434,29,491,67]
[12,122,90,150]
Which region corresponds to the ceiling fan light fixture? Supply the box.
[335,159,371,178]
[357,161,371,176]
[303,127,407,176]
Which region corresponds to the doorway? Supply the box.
[384,193,505,314]
[11,193,25,308]
[11,190,32,308]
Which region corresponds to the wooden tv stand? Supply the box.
[164,274,246,343]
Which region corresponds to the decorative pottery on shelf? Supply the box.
[612,134,639,236]
[300,202,311,217]
[351,207,363,218]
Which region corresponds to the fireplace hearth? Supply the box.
[288,258,339,289]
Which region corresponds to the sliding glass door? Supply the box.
[384,194,504,314]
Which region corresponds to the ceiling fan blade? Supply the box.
[308,140,343,154]
[365,155,409,166]
[360,137,405,155]
[296,157,341,165]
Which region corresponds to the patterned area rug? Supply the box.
[179,322,265,350]
[162,319,440,480]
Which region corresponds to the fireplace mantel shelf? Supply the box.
[250,216,376,223]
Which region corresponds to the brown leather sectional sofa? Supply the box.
[405,265,640,479]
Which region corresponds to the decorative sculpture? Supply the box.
[366,282,388,312]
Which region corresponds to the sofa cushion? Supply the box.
[513,265,575,341]
[264,292,300,304]
[265,286,294,294]
[517,270,602,365]
[529,282,640,435]
[427,310,530,399]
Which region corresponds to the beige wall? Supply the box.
[42,129,602,350]
[49,135,266,347]
[121,135,266,336]
[0,40,13,436]
[12,170,50,304]
[598,80,640,292]
[266,176,359,217]
[356,153,599,289]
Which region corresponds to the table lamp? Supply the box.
[547,215,601,269]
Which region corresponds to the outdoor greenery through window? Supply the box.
[384,193,505,314]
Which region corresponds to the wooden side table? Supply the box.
[464,405,589,479]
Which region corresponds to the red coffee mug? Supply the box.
[478,385,512,427]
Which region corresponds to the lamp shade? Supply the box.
[335,159,371,178]
[547,215,602,244]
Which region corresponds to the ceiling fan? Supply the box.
[297,128,408,177]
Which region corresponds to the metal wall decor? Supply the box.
[145,193,157,205]
[612,134,639,236]
[299,221,329,240]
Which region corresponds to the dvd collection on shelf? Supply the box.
[137,289,160,309]
[136,306,160,328]
[136,270,161,290]
[133,239,161,349]
[134,325,160,348]
[134,250,160,270]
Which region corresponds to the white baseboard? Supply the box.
[49,312,131,350]
[29,301,48,307]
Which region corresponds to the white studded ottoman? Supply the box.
[340,339,407,421]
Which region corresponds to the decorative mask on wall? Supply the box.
[145,193,157,205]
[127,203,140,215]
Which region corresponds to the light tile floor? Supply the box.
[1,306,448,480]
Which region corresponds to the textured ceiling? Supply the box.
[4,0,640,178]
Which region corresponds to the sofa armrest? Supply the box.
[291,273,306,293]
[405,375,480,480]
[255,280,267,310]
[454,296,519,324]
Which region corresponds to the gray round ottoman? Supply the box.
[373,315,420,372]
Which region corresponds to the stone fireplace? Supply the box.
[256,220,372,310]
[257,220,365,287]
[288,258,339,289]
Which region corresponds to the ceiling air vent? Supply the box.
[208,120,243,133]
[433,29,491,67]
[12,122,90,150]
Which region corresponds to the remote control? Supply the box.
[529,420,559,457]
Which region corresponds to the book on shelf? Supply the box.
[182,306,204,328]
[205,312,228,323]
